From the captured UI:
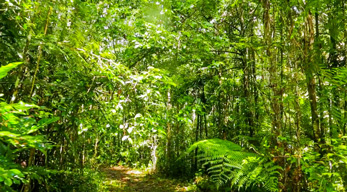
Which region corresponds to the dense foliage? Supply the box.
[1,0,347,191]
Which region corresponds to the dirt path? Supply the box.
[102,166,190,192]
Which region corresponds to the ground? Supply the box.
[102,166,193,192]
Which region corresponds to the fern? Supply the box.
[183,138,281,191]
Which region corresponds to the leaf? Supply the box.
[38,117,60,127]
[0,131,20,138]
[158,127,167,137]
[0,62,23,79]
[4,178,12,186]
[10,169,22,176]
[11,101,39,110]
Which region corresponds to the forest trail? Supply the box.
[102,166,189,192]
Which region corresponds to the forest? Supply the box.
[1,0,347,191]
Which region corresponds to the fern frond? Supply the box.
[183,138,281,191]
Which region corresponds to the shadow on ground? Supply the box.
[102,166,188,192]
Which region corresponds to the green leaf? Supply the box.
[0,62,23,79]
[37,117,60,127]
[4,178,12,186]
[0,131,20,138]
[10,169,23,177]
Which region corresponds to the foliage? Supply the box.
[0,62,22,79]
[0,63,56,190]
[184,139,281,191]
[1,0,347,191]
[298,137,347,192]
[47,169,106,192]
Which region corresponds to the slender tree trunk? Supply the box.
[263,0,281,138]
[166,89,172,171]
[194,114,200,171]
[305,11,321,142]
[151,135,158,172]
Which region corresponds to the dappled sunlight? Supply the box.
[102,166,190,192]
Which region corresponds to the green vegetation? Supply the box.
[182,139,281,191]
[1,0,347,191]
